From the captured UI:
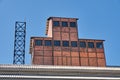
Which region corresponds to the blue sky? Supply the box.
[0,0,120,66]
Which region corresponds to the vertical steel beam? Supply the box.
[13,22,26,64]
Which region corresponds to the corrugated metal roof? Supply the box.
[0,64,120,80]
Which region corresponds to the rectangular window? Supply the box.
[88,42,94,48]
[53,21,59,26]
[63,41,69,47]
[54,40,60,46]
[35,40,42,46]
[71,41,77,47]
[80,41,86,48]
[70,22,76,27]
[62,21,68,27]
[45,40,52,46]
[96,42,103,48]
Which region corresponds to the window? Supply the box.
[88,42,94,48]
[35,40,42,46]
[53,21,59,26]
[45,40,52,46]
[62,22,68,27]
[54,40,60,46]
[70,22,76,27]
[80,41,86,48]
[71,41,77,47]
[96,42,103,48]
[63,41,69,47]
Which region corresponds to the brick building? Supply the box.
[1,17,120,80]
[30,17,106,67]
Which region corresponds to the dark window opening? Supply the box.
[63,41,69,47]
[54,40,60,46]
[62,22,68,27]
[53,21,59,26]
[96,42,103,48]
[70,22,76,27]
[45,40,52,46]
[88,42,94,48]
[35,40,42,46]
[71,41,77,47]
[80,42,86,48]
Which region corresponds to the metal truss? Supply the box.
[13,22,26,64]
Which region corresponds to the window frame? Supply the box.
[80,41,86,48]
[88,42,94,48]
[70,22,76,27]
[35,40,42,46]
[54,40,61,46]
[53,21,60,27]
[62,21,68,27]
[96,42,103,49]
[45,40,52,46]
[62,41,69,47]
[71,41,77,47]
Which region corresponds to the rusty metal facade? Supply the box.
[30,17,106,67]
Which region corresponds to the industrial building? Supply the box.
[0,17,120,80]
[30,17,106,67]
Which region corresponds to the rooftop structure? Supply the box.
[30,17,106,67]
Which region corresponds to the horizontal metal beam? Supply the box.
[0,75,120,80]
[0,64,120,72]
